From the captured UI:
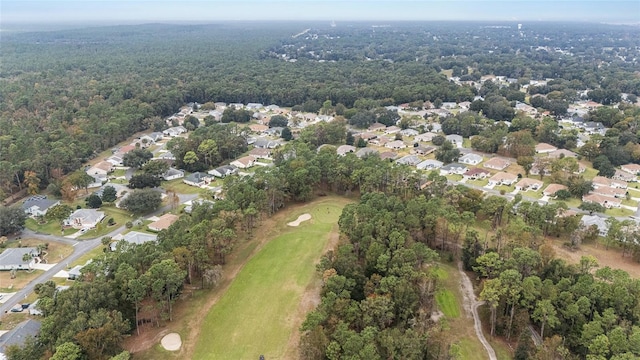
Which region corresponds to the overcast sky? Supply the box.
[2,0,639,25]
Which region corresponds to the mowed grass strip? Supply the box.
[193,201,345,360]
[435,289,460,318]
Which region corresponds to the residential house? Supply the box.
[395,155,422,166]
[148,213,180,232]
[428,123,443,132]
[612,169,636,183]
[254,138,280,149]
[118,145,136,154]
[355,148,379,158]
[515,178,544,192]
[68,264,85,280]
[459,153,483,165]
[592,186,627,199]
[184,198,216,214]
[593,176,628,189]
[369,136,391,147]
[162,168,184,181]
[264,127,284,137]
[246,103,264,110]
[230,155,256,169]
[439,163,468,176]
[385,140,407,150]
[208,165,238,178]
[368,123,386,132]
[400,129,419,137]
[85,174,106,189]
[484,157,511,171]
[620,163,640,175]
[412,145,435,156]
[249,124,269,134]
[110,231,158,251]
[384,126,401,135]
[488,172,518,186]
[357,132,378,142]
[582,193,621,208]
[0,248,38,270]
[580,215,609,237]
[445,134,464,148]
[535,143,557,154]
[163,126,187,137]
[0,319,42,357]
[417,159,444,171]
[86,161,114,177]
[583,122,606,135]
[336,145,356,156]
[106,154,124,166]
[64,209,105,229]
[380,152,399,161]
[249,147,273,159]
[22,196,60,217]
[548,149,578,159]
[463,168,491,180]
[543,184,568,197]
[139,132,164,145]
[94,183,128,199]
[415,132,436,143]
[183,172,213,187]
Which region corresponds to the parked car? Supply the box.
[10,305,23,312]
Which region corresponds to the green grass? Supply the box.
[192,200,347,360]
[582,167,598,180]
[446,174,464,182]
[436,289,460,318]
[25,218,78,237]
[457,338,489,360]
[78,206,133,239]
[112,169,127,178]
[467,179,489,187]
[521,190,543,200]
[494,185,515,193]
[621,198,638,207]
[162,178,209,195]
[606,207,634,217]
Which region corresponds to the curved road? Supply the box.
[0,192,199,316]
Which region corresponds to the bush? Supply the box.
[108,218,115,226]
[125,221,133,229]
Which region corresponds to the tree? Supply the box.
[23,170,41,195]
[432,135,445,146]
[435,140,460,164]
[118,189,162,214]
[0,206,27,236]
[592,155,616,178]
[50,342,82,360]
[579,202,606,214]
[480,278,504,337]
[101,185,118,203]
[197,139,219,167]
[128,173,161,189]
[183,151,199,165]
[141,160,169,177]
[122,149,153,168]
[533,299,559,339]
[281,127,293,141]
[146,259,186,321]
[85,194,103,209]
[517,156,534,177]
[45,204,73,223]
[269,115,289,128]
[67,171,94,194]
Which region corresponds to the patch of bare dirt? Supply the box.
[550,240,640,278]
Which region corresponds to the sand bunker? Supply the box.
[161,333,182,351]
[287,213,312,227]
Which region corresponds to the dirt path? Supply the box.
[458,262,497,360]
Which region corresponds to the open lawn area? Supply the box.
[549,238,640,278]
[6,238,73,264]
[192,198,349,360]
[468,179,489,187]
[162,178,211,195]
[0,269,43,293]
[494,185,515,194]
[25,218,77,237]
[605,207,634,217]
[446,174,464,182]
[521,190,543,200]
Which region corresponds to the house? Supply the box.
[369,136,391,146]
[543,184,568,197]
[593,176,627,189]
[94,182,128,199]
[484,157,511,171]
[620,163,640,175]
[400,129,419,137]
[64,209,105,229]
[22,196,60,217]
[548,149,578,159]
[459,153,483,165]
[336,145,356,156]
[230,155,256,169]
[163,126,187,137]
[368,123,386,131]
[246,103,264,110]
[264,127,284,137]
[0,248,38,270]
[395,155,422,166]
[439,163,468,176]
[380,152,399,161]
[110,231,158,251]
[417,159,444,170]
[254,138,280,149]
[355,148,379,158]
[156,151,176,161]
[445,134,464,148]
[463,168,491,180]
[118,145,136,154]
[106,154,124,166]
[183,172,213,187]
[139,132,164,145]
[249,124,269,134]
[412,145,435,156]
[86,174,106,189]
[612,169,636,182]
[581,215,610,236]
[384,126,401,135]
[415,133,436,143]
[0,319,41,357]
[162,168,185,181]
[488,172,518,186]
[535,143,558,154]
[357,132,378,141]
[86,161,114,176]
[249,147,273,160]
[592,186,627,199]
[385,140,407,150]
[67,261,91,280]
[208,165,238,178]
[148,213,180,232]
[582,194,621,208]
[515,178,544,192]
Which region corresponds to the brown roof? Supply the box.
[93,161,113,172]
[489,172,518,182]
[583,193,621,206]
[249,148,271,157]
[249,124,269,132]
[535,143,557,152]
[543,183,567,195]
[234,155,256,167]
[119,145,136,154]
[484,157,511,170]
[148,213,179,231]
[380,151,398,160]
[515,178,543,189]
[464,168,491,176]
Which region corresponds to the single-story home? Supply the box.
[592,186,627,199]
[463,168,491,180]
[459,153,483,165]
[140,132,164,144]
[488,172,518,186]
[582,194,621,208]
[110,231,158,251]
[336,145,357,156]
[208,165,238,178]
[385,140,407,150]
[620,163,640,175]
[163,126,187,137]
[148,213,180,232]
[254,138,280,149]
[439,163,468,176]
[162,168,185,181]
[249,124,269,134]
[592,176,628,189]
[415,132,436,143]
[22,196,60,217]
[355,148,379,158]
[86,161,114,177]
[396,155,422,166]
[535,143,557,154]
[412,145,435,156]
[445,134,464,148]
[64,209,105,229]
[580,215,609,237]
[106,154,124,166]
[543,184,568,197]
[369,136,391,147]
[368,123,387,131]
[380,152,398,161]
[515,178,544,192]
[384,126,401,135]
[613,169,636,182]
[484,157,511,171]
[0,319,41,357]
[249,147,273,159]
[68,264,86,280]
[183,172,213,187]
[184,199,216,214]
[548,149,578,159]
[230,155,257,169]
[400,129,419,137]
[357,132,378,141]
[417,159,444,170]
[0,248,38,271]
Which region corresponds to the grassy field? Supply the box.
[6,238,73,263]
[25,218,78,237]
[436,289,460,318]
[192,199,347,360]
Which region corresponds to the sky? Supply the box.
[2,0,640,25]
